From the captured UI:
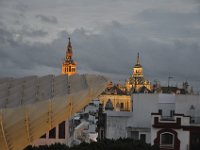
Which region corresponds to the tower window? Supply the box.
[69,66,71,72]
[120,103,124,110]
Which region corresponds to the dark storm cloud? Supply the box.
[70,23,134,75]
[69,20,200,86]
[0,0,200,89]
[36,15,58,24]
[0,22,132,78]
[1,19,200,86]
[0,24,61,77]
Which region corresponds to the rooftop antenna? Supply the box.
[168,73,173,93]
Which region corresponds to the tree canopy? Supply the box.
[24,138,159,150]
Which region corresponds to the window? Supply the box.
[170,110,175,117]
[69,66,71,72]
[49,127,56,138]
[158,109,162,114]
[130,131,139,140]
[160,133,174,148]
[59,121,65,139]
[120,103,124,110]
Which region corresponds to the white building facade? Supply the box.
[103,94,200,150]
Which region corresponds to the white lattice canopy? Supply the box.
[0,74,108,150]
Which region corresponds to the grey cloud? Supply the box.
[20,26,48,37]
[36,15,58,24]
[136,8,200,38]
[1,20,200,88]
[69,22,200,86]
[0,0,200,90]
[0,27,17,46]
[0,26,59,74]
[0,23,48,44]
[14,1,29,12]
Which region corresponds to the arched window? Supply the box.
[160,132,174,148]
[105,99,114,111]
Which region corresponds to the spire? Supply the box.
[67,37,72,53]
[66,37,72,59]
[68,37,72,48]
[136,52,140,65]
[134,52,142,68]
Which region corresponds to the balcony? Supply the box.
[190,117,200,124]
[161,115,175,121]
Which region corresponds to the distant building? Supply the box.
[99,81,131,112]
[125,53,152,93]
[62,38,77,76]
[97,82,132,141]
[153,81,192,94]
[100,93,200,150]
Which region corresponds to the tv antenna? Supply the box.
[168,73,174,93]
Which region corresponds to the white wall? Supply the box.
[127,94,159,128]
[175,95,200,116]
[177,129,190,150]
[106,111,132,139]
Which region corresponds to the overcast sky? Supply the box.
[0,0,200,90]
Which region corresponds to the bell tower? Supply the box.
[126,52,152,93]
[62,38,77,76]
[133,53,143,77]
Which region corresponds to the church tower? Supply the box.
[126,53,151,93]
[62,38,77,76]
[133,53,143,77]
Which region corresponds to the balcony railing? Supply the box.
[190,117,200,124]
[161,116,175,121]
